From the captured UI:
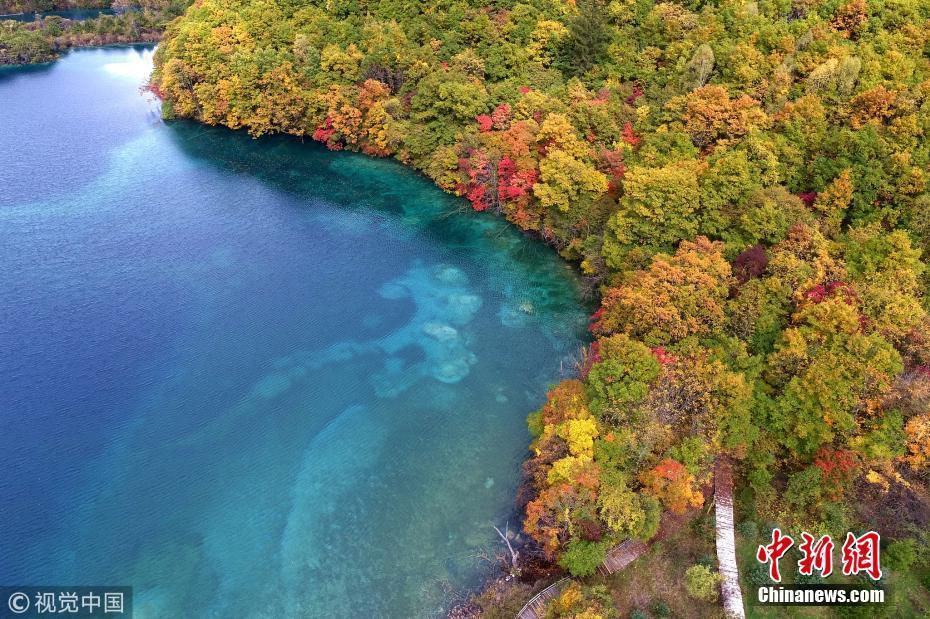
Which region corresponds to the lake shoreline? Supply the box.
[146,89,587,619]
[1,46,591,617]
[143,62,593,619]
[0,6,173,66]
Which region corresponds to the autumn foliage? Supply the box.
[151,0,930,583]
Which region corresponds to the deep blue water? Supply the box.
[0,47,588,617]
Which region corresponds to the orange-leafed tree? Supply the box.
[593,237,732,346]
[639,458,704,514]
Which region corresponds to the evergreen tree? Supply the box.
[557,0,610,78]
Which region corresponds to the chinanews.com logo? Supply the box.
[753,528,885,606]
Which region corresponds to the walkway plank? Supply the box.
[598,538,647,576]
[515,539,648,619]
[516,463,746,619]
[715,457,746,619]
[515,577,570,619]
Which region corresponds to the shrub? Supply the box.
[747,562,772,586]
[649,599,671,617]
[685,564,721,602]
[638,495,662,541]
[884,539,918,573]
[737,520,759,541]
[527,410,544,438]
[558,539,609,577]
[796,571,825,585]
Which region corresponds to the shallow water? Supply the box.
[0,47,589,617]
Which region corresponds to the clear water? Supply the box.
[0,47,588,617]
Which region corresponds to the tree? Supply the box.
[813,170,853,238]
[557,0,610,77]
[585,334,661,419]
[727,276,789,354]
[602,159,704,268]
[672,85,768,149]
[558,539,609,576]
[685,565,721,602]
[848,86,898,130]
[645,350,754,451]
[539,380,592,426]
[532,113,608,216]
[737,187,813,247]
[596,472,647,537]
[765,222,844,301]
[640,459,704,514]
[525,482,598,558]
[765,298,904,459]
[557,417,600,457]
[533,149,609,214]
[831,0,868,38]
[594,237,732,347]
[492,522,521,577]
[681,44,715,91]
[843,225,926,345]
[319,43,363,82]
[547,582,617,618]
[904,413,930,469]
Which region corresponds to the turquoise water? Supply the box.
[0,47,588,617]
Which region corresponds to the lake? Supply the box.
[0,47,588,617]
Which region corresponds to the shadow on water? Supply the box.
[162,120,594,316]
[164,119,453,218]
[0,60,56,84]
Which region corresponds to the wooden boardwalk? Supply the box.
[715,457,746,618]
[515,577,570,619]
[515,539,648,619]
[598,538,648,575]
[516,461,747,619]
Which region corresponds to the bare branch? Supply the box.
[492,522,520,575]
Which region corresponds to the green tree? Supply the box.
[603,159,705,269]
[557,0,610,77]
[585,334,661,419]
[558,539,609,577]
[766,298,904,459]
[684,565,721,602]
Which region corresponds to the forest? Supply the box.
[0,1,187,65]
[148,0,928,615]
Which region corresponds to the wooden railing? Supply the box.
[515,538,648,619]
[517,460,748,618]
[515,577,570,619]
